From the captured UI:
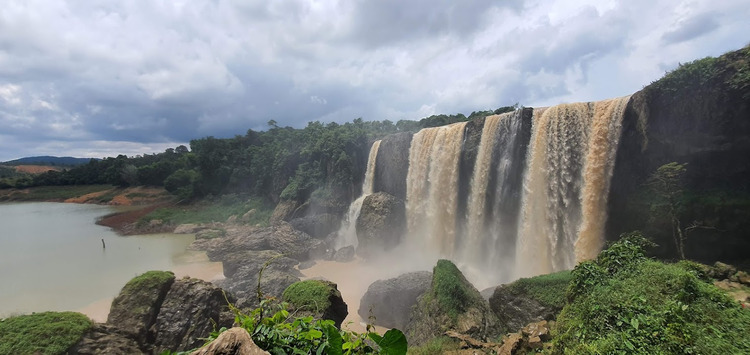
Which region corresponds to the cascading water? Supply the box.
[335,140,381,249]
[405,122,468,256]
[515,97,630,278]
[347,97,630,287]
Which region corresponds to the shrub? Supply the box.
[552,233,750,354]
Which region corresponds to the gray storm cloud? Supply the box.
[0,0,748,161]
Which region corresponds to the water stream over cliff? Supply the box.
[335,140,381,249]
[343,98,630,287]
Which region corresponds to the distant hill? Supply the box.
[2,156,96,166]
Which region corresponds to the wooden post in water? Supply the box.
[101,238,106,249]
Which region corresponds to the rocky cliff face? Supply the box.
[373,132,412,200]
[607,46,750,261]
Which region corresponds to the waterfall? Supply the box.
[405,122,468,256]
[335,140,381,249]
[515,97,629,278]
[354,97,629,286]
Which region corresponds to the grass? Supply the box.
[0,184,113,201]
[503,270,573,309]
[139,194,273,227]
[0,311,93,355]
[432,259,479,319]
[406,336,460,355]
[552,235,750,354]
[282,280,335,312]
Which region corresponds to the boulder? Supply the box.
[204,222,317,263]
[71,324,144,355]
[358,271,432,329]
[283,280,348,328]
[333,245,355,262]
[190,327,270,355]
[107,271,175,345]
[488,271,571,333]
[406,260,500,346]
[355,192,406,258]
[151,278,236,353]
[289,213,342,239]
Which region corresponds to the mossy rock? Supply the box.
[283,280,348,328]
[107,270,175,344]
[406,260,500,346]
[0,311,93,355]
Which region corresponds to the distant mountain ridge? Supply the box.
[2,156,96,166]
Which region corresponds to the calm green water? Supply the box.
[0,202,197,318]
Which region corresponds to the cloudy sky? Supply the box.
[0,0,748,161]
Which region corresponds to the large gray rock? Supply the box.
[406,260,500,346]
[107,271,175,345]
[355,192,406,258]
[488,285,558,334]
[71,324,144,355]
[358,271,432,330]
[204,222,318,263]
[151,278,236,353]
[487,270,572,333]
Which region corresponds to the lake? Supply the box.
[0,202,222,320]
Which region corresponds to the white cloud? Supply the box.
[0,0,748,161]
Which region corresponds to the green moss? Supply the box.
[0,311,93,355]
[504,270,573,309]
[282,280,334,312]
[432,259,477,319]
[121,270,175,296]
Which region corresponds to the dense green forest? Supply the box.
[0,107,515,204]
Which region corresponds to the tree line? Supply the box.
[0,106,516,204]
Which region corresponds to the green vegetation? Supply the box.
[552,232,750,354]
[503,270,572,309]
[406,336,460,355]
[432,259,478,319]
[0,105,511,207]
[139,194,272,227]
[173,300,407,355]
[0,184,113,201]
[282,280,335,313]
[0,311,93,355]
[120,270,175,296]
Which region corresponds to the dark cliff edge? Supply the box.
[607,45,750,262]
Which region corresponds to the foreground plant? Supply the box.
[204,298,407,355]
